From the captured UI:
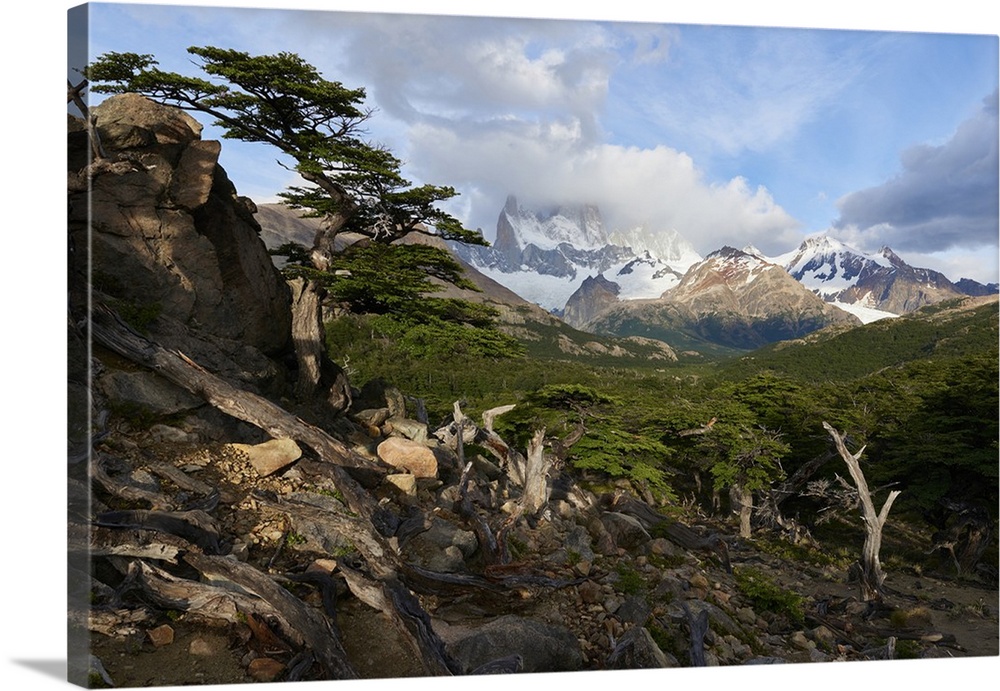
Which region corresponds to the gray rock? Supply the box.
[424,545,467,573]
[404,516,478,571]
[564,524,596,563]
[127,469,160,494]
[617,595,652,625]
[606,626,677,669]
[601,511,651,550]
[99,370,204,416]
[149,424,198,444]
[386,417,428,442]
[449,615,583,674]
[672,599,744,640]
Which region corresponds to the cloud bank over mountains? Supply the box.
[86,4,998,282]
[322,15,808,253]
[835,90,999,260]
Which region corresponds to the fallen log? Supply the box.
[81,523,184,564]
[339,564,459,676]
[94,508,225,554]
[603,491,732,573]
[145,460,217,499]
[91,453,173,510]
[90,302,384,475]
[127,559,346,668]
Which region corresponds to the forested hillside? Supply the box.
[327,289,999,548]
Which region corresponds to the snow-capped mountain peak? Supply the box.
[452,195,701,312]
[776,234,893,298]
[769,233,993,322]
[496,195,608,252]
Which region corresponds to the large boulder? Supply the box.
[376,437,439,478]
[68,94,293,388]
[447,615,583,674]
[601,511,651,551]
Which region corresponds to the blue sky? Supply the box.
[73,1,999,282]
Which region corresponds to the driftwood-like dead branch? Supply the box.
[183,554,356,678]
[677,417,717,437]
[823,422,901,603]
[521,428,551,516]
[128,558,355,678]
[482,404,516,434]
[90,302,384,475]
[338,564,459,676]
[604,491,732,573]
[91,453,173,510]
[80,524,184,564]
[549,421,586,460]
[457,461,502,564]
[249,490,400,575]
[94,508,225,554]
[683,603,710,666]
[145,460,217,499]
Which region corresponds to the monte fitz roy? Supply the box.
[449,195,997,350]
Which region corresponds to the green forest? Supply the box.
[326,295,999,577]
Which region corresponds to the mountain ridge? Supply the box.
[450,194,701,311]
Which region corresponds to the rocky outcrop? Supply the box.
[563,274,621,329]
[68,93,293,390]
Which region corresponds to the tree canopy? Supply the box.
[85,47,487,264]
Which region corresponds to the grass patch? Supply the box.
[614,562,646,595]
[733,566,804,626]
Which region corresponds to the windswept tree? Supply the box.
[84,47,487,269]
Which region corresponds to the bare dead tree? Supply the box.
[68,77,106,160]
[823,422,901,603]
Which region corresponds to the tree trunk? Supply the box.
[288,277,352,417]
[91,302,377,474]
[289,277,325,399]
[731,484,753,539]
[823,422,901,603]
[522,428,551,516]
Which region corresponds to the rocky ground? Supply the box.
[71,376,998,688]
